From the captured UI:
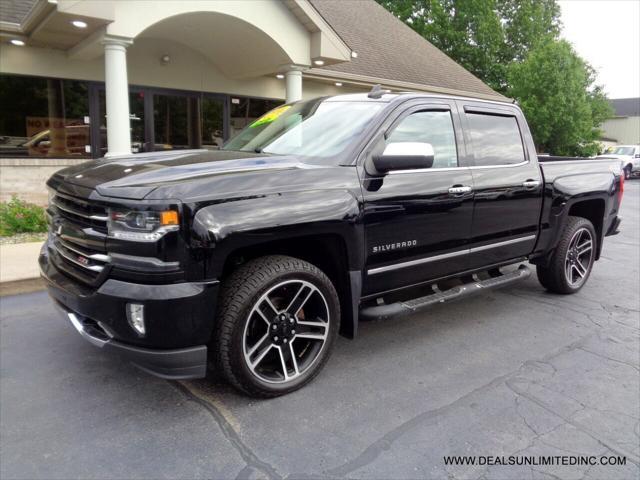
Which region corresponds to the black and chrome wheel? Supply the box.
[536,216,596,294]
[214,255,339,397]
[563,227,594,288]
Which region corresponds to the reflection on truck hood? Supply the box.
[53,149,324,200]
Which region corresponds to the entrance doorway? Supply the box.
[96,87,226,156]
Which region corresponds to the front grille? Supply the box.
[51,193,109,233]
[50,235,111,285]
[48,192,111,286]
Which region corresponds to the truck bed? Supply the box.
[538,156,623,182]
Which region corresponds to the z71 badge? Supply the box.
[372,240,417,253]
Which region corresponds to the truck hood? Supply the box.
[52,149,322,200]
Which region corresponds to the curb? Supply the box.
[0,278,45,297]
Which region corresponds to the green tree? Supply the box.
[377,0,560,91]
[508,40,612,156]
[378,0,611,155]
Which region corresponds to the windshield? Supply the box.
[610,146,635,155]
[223,99,384,158]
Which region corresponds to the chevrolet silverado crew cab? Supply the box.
[41,90,625,397]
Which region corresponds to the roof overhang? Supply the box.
[0,0,111,49]
[0,0,352,70]
[305,68,510,102]
[284,0,352,65]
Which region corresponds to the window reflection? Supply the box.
[201,97,224,149]
[0,75,91,158]
[230,97,282,138]
[467,113,525,166]
[98,90,145,154]
[387,111,458,168]
[0,74,275,158]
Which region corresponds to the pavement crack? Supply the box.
[172,381,282,480]
[325,331,612,477]
[576,346,640,372]
[504,379,640,467]
[325,370,515,477]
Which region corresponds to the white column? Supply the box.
[103,36,133,157]
[285,70,303,103]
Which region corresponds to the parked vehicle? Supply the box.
[40,91,625,397]
[599,145,640,179]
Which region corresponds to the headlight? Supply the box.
[108,208,179,242]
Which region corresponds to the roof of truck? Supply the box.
[325,91,514,107]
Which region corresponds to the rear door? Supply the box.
[361,100,475,295]
[457,101,543,269]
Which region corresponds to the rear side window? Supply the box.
[466,113,525,166]
[387,110,458,168]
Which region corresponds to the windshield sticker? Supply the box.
[249,105,291,128]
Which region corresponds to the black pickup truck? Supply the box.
[40,91,625,397]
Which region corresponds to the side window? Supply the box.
[466,113,525,166]
[387,110,458,168]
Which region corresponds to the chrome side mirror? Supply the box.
[371,142,435,174]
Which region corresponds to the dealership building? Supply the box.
[0,0,501,203]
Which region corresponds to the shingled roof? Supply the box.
[610,98,640,117]
[309,0,502,99]
[0,0,36,25]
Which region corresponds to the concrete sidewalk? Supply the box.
[0,241,44,295]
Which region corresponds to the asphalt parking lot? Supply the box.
[1,182,639,480]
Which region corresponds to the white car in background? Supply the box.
[599,145,640,179]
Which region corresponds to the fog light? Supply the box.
[126,303,145,336]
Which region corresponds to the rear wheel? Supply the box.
[536,216,596,294]
[214,255,340,397]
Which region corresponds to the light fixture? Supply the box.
[351,51,358,58]
[71,20,88,29]
[335,82,343,87]
[160,54,170,65]
[313,59,324,66]
[276,74,285,79]
[126,303,146,336]
[10,39,25,46]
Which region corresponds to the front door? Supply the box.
[361,101,475,296]
[457,102,543,269]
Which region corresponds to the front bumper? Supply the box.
[53,300,208,379]
[40,246,219,380]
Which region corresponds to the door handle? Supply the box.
[448,185,473,195]
[522,179,541,189]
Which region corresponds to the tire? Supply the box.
[624,165,632,180]
[536,216,596,294]
[214,255,340,397]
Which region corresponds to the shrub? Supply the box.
[0,196,48,237]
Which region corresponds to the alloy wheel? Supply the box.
[242,279,330,383]
[564,227,594,287]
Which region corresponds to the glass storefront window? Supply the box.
[201,96,224,149]
[0,74,275,158]
[153,94,190,150]
[229,97,282,138]
[0,75,91,158]
[98,90,146,155]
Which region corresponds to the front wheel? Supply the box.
[624,165,632,180]
[214,255,340,397]
[536,216,596,294]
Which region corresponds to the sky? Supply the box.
[558,0,640,99]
